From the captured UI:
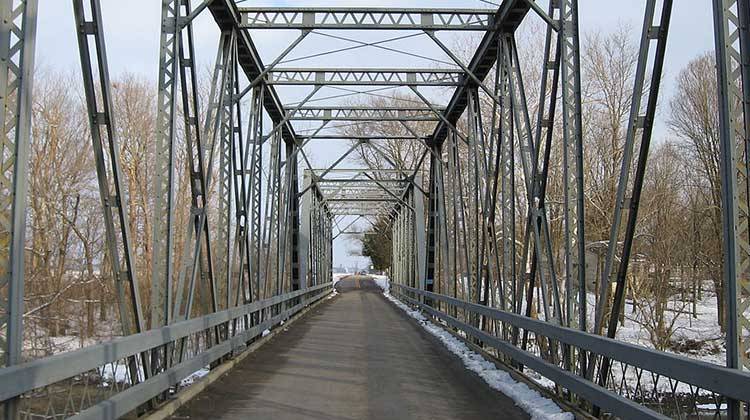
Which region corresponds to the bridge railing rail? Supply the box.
[0,282,333,420]
[391,283,750,420]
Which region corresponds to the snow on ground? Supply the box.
[377,277,572,420]
[179,367,210,387]
[98,361,209,389]
[99,363,131,385]
[588,288,727,395]
[478,278,728,395]
[370,275,389,294]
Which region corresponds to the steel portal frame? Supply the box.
[0,0,747,419]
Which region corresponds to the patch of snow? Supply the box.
[371,275,389,294]
[383,287,572,420]
[179,366,210,386]
[697,403,727,411]
[99,363,133,384]
[261,328,271,337]
[579,287,727,395]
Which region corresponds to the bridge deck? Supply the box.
[170,277,528,420]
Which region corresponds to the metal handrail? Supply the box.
[0,282,332,403]
[391,283,750,420]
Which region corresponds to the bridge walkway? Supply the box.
[169,277,528,420]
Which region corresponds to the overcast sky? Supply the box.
[36,1,716,269]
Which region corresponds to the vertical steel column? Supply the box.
[592,0,673,395]
[73,0,153,389]
[424,150,440,300]
[559,0,586,332]
[0,0,36,417]
[151,0,182,330]
[593,0,674,337]
[289,145,301,293]
[317,197,324,286]
[467,88,483,310]
[451,130,472,304]
[72,0,146,338]
[217,34,237,311]
[414,177,426,295]
[299,172,312,290]
[497,42,517,315]
[714,0,750,417]
[393,208,400,284]
[393,209,401,285]
[229,63,254,312]
[326,210,332,284]
[482,61,505,316]
[311,188,320,286]
[436,150,451,302]
[270,131,283,297]
[504,34,562,325]
[247,86,264,302]
[173,30,230,322]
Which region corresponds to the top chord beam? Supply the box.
[239,8,496,30]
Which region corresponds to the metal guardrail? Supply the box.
[391,283,750,420]
[0,282,333,419]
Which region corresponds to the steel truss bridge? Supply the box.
[0,0,749,419]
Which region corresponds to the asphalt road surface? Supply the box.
[170,276,529,420]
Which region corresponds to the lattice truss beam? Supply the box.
[239,7,495,30]
[288,106,444,121]
[307,168,413,218]
[266,68,464,86]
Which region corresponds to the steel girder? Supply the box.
[266,68,464,86]
[298,135,429,141]
[239,7,495,31]
[288,107,444,122]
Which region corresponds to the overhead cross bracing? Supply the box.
[1,1,750,420]
[266,68,465,86]
[310,168,413,218]
[239,7,497,30]
[288,106,445,121]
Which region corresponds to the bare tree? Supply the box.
[668,53,725,330]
